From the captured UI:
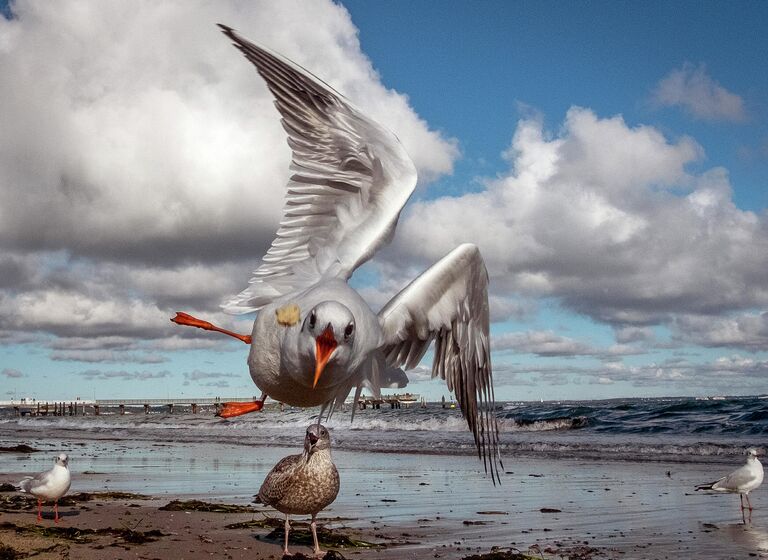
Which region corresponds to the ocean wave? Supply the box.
[1,396,765,464]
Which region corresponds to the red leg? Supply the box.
[37,498,42,522]
[217,393,267,418]
[746,494,753,511]
[54,500,59,523]
[170,312,252,344]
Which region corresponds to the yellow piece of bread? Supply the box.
[275,303,301,326]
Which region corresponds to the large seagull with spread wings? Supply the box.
[173,25,502,481]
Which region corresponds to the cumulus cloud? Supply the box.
[0,1,455,264]
[387,107,768,351]
[0,0,457,347]
[2,368,24,378]
[183,370,239,382]
[492,330,595,357]
[672,312,768,352]
[78,369,172,381]
[653,63,746,122]
[492,330,639,360]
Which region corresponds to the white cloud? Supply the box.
[0,1,456,265]
[78,369,172,381]
[653,63,746,122]
[2,368,24,378]
[387,107,768,350]
[492,330,594,357]
[673,312,768,352]
[0,0,457,351]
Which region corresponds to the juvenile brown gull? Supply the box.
[256,424,339,556]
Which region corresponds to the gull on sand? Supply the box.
[255,424,339,556]
[696,448,763,523]
[18,453,71,523]
[172,25,502,481]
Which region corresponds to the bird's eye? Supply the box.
[309,311,316,330]
[344,322,354,340]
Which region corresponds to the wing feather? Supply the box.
[378,243,502,483]
[218,26,417,313]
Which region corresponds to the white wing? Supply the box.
[716,463,759,492]
[377,243,502,482]
[219,26,417,313]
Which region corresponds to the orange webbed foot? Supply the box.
[170,312,252,344]
[216,401,264,418]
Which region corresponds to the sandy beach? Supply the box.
[2,439,767,559]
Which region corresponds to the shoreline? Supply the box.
[2,444,766,559]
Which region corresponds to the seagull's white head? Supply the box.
[55,453,69,467]
[747,448,760,459]
[301,301,356,389]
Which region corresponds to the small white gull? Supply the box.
[696,448,763,523]
[18,453,71,523]
[172,25,502,481]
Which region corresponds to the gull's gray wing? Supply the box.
[18,470,51,493]
[715,464,758,491]
[218,26,417,313]
[377,243,501,483]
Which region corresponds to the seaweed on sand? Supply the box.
[0,543,23,560]
[159,499,256,513]
[226,516,379,549]
[0,492,152,513]
[461,549,537,560]
[0,521,165,545]
[63,491,152,503]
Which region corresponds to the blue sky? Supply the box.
[1,0,767,402]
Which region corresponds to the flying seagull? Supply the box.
[696,448,763,523]
[18,453,72,523]
[255,424,339,556]
[172,25,501,481]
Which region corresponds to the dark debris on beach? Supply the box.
[0,445,39,454]
[159,499,257,513]
[0,521,166,545]
[227,516,379,550]
[0,491,151,512]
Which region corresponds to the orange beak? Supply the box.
[313,324,337,388]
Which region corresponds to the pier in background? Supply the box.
[0,393,424,416]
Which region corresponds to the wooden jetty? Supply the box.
[0,393,425,416]
[354,393,423,409]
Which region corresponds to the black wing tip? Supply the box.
[217,23,235,36]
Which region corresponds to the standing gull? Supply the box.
[18,453,71,523]
[696,448,763,523]
[256,424,339,556]
[172,25,501,481]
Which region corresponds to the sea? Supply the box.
[1,395,766,466]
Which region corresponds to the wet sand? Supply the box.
[1,440,767,559]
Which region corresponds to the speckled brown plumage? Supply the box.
[257,424,339,556]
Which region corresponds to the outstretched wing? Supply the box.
[377,243,502,483]
[219,26,417,313]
